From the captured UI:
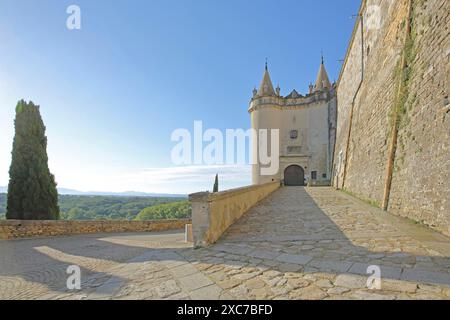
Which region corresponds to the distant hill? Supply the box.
[0,186,187,198]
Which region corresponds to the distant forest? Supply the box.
[0,194,5,219]
[0,194,190,221]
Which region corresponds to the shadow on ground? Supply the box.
[0,187,449,299]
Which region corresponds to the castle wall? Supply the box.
[250,104,282,184]
[328,97,338,177]
[333,0,450,236]
[304,101,333,181]
[389,0,449,235]
[250,95,334,185]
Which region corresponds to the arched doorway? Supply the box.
[284,165,305,186]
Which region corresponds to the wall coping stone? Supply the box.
[189,181,279,202]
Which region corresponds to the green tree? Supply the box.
[66,207,82,220]
[213,174,219,193]
[135,201,191,220]
[6,100,60,220]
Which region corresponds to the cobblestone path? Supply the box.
[1,187,449,299]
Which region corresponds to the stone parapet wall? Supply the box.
[0,219,191,240]
[249,90,333,112]
[189,182,280,247]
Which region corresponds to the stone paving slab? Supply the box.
[276,253,313,265]
[308,260,353,274]
[1,187,450,299]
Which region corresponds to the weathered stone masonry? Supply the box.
[0,219,191,239]
[190,182,279,247]
[333,0,449,236]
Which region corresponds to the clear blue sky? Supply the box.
[0,0,360,194]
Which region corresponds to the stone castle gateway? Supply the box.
[249,59,337,187]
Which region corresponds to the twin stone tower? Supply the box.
[249,59,337,186]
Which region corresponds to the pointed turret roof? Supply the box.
[257,62,276,97]
[314,56,331,92]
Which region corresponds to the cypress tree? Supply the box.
[6,100,60,220]
[213,174,219,193]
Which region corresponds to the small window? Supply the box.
[290,130,298,139]
[311,171,317,180]
[322,173,327,178]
